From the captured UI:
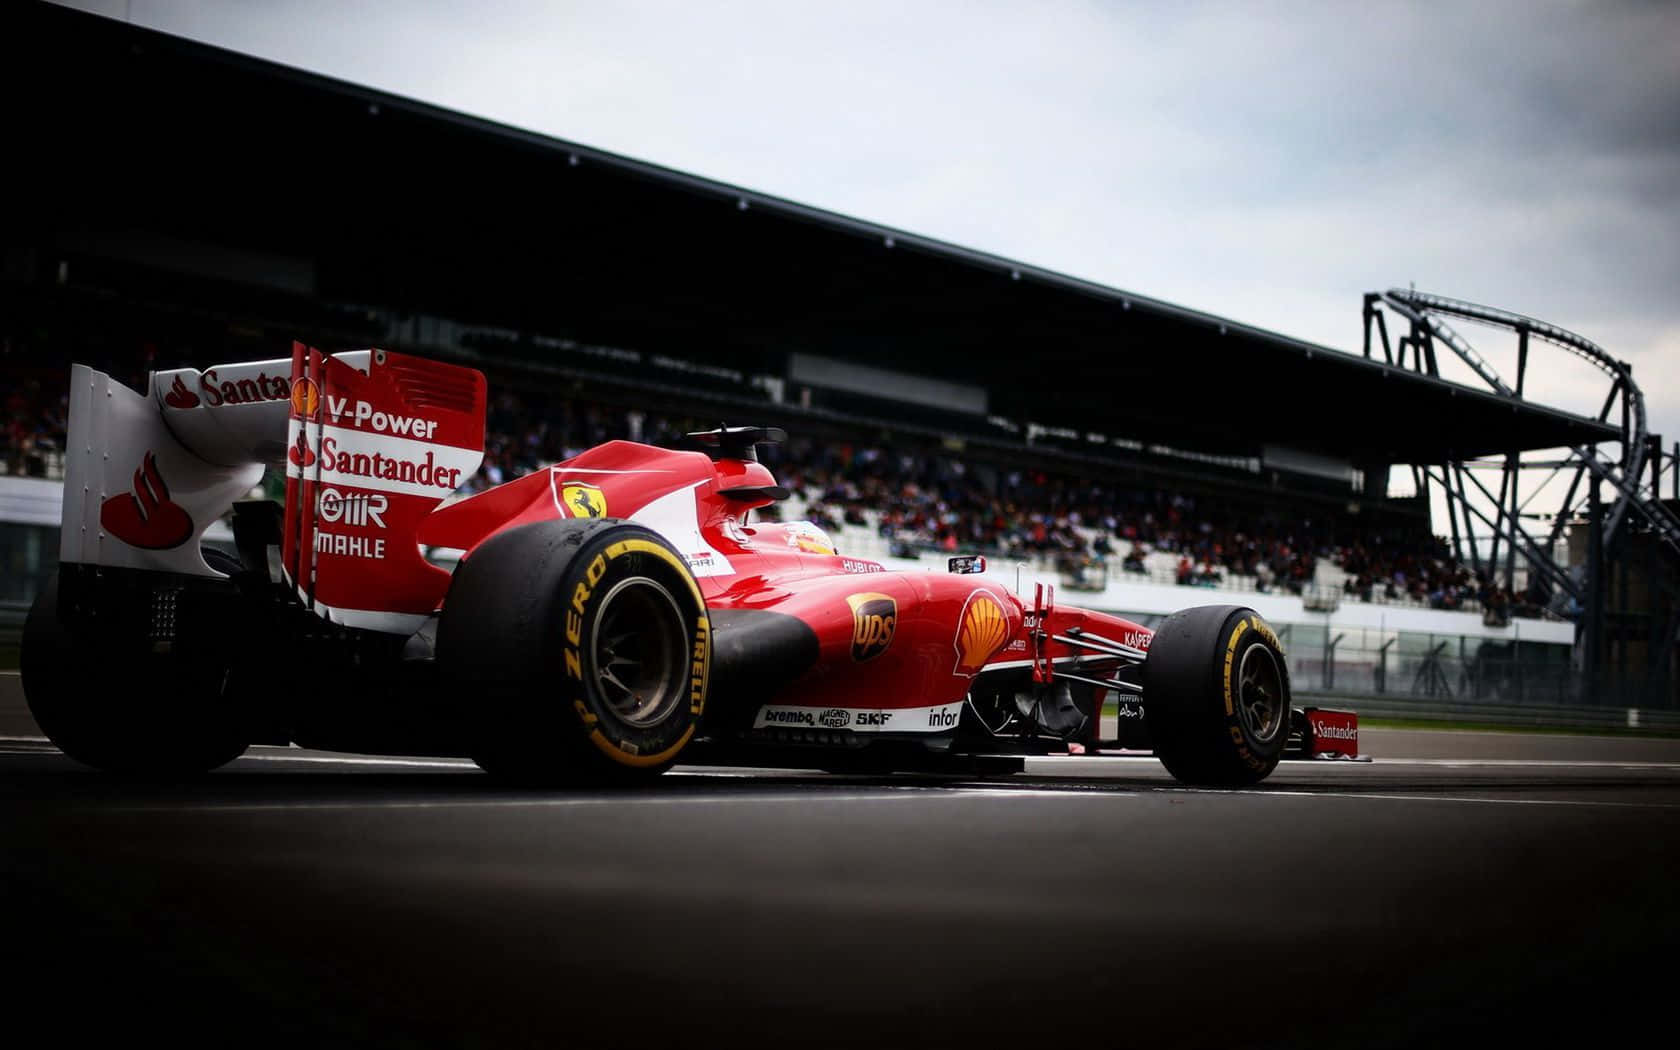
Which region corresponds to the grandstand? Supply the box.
[2,1,1664,712]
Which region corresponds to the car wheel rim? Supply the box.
[1236,642,1283,743]
[589,576,688,729]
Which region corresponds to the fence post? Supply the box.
[1325,632,1344,691]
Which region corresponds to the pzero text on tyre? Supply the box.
[1142,604,1291,786]
[437,518,710,783]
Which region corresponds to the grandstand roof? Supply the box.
[9,2,1617,465]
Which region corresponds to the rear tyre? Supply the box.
[437,519,709,784]
[21,571,249,777]
[1143,605,1290,786]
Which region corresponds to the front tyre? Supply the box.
[437,519,710,784]
[1143,605,1290,786]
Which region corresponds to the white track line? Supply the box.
[1350,757,1680,769]
[1171,787,1680,810]
[0,740,479,768]
[108,783,1680,815]
[8,738,1679,813]
[1026,754,1680,771]
[114,787,1126,814]
[4,738,1677,773]
[238,753,475,770]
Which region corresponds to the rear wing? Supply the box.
[60,344,485,635]
[283,345,484,632]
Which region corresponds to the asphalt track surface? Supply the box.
[3,672,1677,1049]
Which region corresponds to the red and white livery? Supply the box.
[25,346,1356,782]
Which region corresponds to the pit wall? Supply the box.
[861,550,1574,646]
[858,549,1599,714]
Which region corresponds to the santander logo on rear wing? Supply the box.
[284,344,485,634]
[58,344,485,635]
[59,361,285,576]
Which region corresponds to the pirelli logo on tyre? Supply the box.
[1250,616,1285,656]
[689,614,710,715]
[846,591,896,662]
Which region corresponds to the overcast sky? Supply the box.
[65,0,1680,464]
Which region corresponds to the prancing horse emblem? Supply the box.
[562,482,607,519]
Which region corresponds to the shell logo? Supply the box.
[953,590,1010,676]
[290,377,320,419]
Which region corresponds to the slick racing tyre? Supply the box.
[1143,605,1291,787]
[21,571,249,777]
[438,519,710,784]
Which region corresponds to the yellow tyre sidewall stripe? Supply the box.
[567,532,710,768]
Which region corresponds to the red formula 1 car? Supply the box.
[23,347,1356,784]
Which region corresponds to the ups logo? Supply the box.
[845,591,897,663]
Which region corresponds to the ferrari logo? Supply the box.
[562,482,608,518]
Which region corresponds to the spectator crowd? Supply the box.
[3,370,67,480]
[4,349,1520,615]
[466,394,1519,615]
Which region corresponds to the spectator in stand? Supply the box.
[2,341,1501,616]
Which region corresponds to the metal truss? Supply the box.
[1363,290,1680,705]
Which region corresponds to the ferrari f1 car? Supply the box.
[22,347,1358,784]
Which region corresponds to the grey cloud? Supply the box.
[61,0,1680,443]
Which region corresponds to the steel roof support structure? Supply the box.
[1364,291,1680,707]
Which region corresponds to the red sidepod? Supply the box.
[713,571,1026,723]
[283,346,485,632]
